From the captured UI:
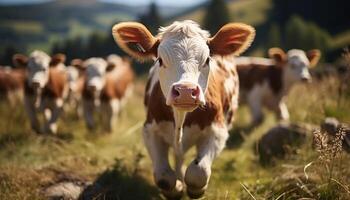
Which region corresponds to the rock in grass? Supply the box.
[257,123,308,165]
[43,181,85,200]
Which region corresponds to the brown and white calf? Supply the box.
[112,20,255,199]
[13,51,69,134]
[0,62,26,104]
[236,48,321,125]
[81,55,134,132]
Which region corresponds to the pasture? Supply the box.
[0,74,349,199]
[0,0,349,199]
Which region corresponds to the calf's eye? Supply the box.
[157,58,164,68]
[204,57,210,68]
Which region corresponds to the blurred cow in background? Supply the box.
[0,60,26,105]
[81,55,134,132]
[65,59,86,117]
[236,48,321,125]
[13,51,69,134]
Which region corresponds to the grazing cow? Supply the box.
[0,63,26,105]
[112,20,255,199]
[236,48,321,125]
[13,51,69,134]
[81,55,134,132]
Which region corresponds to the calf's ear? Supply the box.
[106,62,116,72]
[12,54,28,68]
[307,49,321,68]
[208,23,255,56]
[268,48,287,64]
[50,53,66,66]
[112,22,159,62]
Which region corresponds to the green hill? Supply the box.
[0,0,186,54]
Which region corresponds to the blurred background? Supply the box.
[0,0,349,73]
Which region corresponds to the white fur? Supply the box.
[27,50,51,88]
[157,21,210,107]
[143,120,228,196]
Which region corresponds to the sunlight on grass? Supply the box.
[0,77,349,199]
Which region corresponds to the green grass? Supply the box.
[0,77,349,199]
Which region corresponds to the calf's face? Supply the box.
[269,48,321,83]
[13,51,66,93]
[84,57,116,98]
[112,21,255,112]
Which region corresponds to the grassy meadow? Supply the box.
[0,72,349,199]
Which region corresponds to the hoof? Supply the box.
[187,188,205,199]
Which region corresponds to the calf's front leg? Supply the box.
[83,99,95,130]
[43,98,63,134]
[184,124,228,199]
[274,101,290,121]
[143,124,183,200]
[24,95,41,133]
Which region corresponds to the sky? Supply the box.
[0,0,206,6]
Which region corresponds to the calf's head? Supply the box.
[83,56,117,98]
[13,51,66,94]
[269,48,321,83]
[112,20,255,112]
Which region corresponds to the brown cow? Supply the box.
[112,20,255,199]
[13,50,69,134]
[81,55,134,132]
[0,63,26,105]
[236,48,321,125]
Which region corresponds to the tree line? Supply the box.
[1,0,349,71]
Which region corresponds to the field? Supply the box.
[0,73,349,199]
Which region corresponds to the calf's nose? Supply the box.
[170,83,200,105]
[32,82,40,89]
[301,76,311,83]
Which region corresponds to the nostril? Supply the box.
[172,87,180,98]
[192,86,200,98]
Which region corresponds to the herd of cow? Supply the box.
[0,20,321,199]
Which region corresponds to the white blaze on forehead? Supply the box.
[28,50,51,70]
[27,50,51,87]
[157,20,210,103]
[84,57,108,90]
[287,49,310,66]
[107,54,122,66]
[284,49,312,83]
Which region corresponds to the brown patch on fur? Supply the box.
[0,67,26,95]
[43,67,68,98]
[100,60,134,101]
[12,54,29,68]
[237,63,283,94]
[50,54,66,67]
[145,58,239,129]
